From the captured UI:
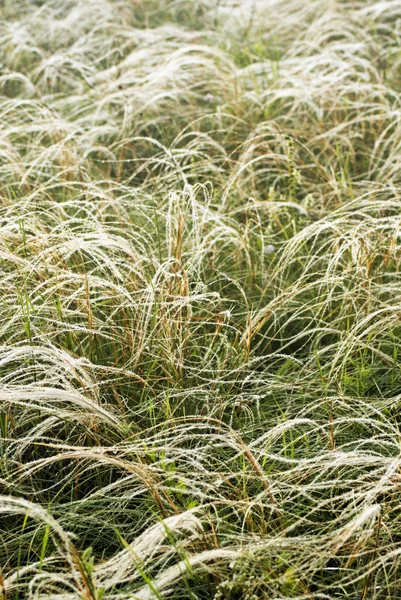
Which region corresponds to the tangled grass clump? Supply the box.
[1,0,401,598]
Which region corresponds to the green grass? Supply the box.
[1,0,401,598]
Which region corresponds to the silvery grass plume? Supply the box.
[1,0,401,598]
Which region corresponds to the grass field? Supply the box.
[1,0,401,598]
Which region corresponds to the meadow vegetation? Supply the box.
[1,0,401,598]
